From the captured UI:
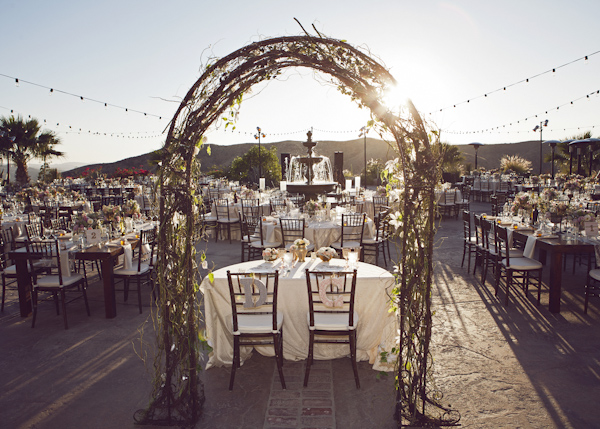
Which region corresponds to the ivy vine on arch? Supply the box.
[135,29,459,427]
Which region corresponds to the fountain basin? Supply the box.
[286,182,338,200]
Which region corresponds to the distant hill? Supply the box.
[60,138,554,178]
[456,140,551,174]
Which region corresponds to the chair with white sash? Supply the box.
[304,269,359,388]
[226,270,285,391]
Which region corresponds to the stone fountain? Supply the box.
[285,131,338,200]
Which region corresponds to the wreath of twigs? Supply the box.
[134,24,459,427]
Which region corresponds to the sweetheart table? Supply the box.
[200,258,397,371]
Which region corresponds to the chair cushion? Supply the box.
[362,238,383,245]
[3,265,18,275]
[502,257,543,270]
[589,269,600,281]
[331,241,361,249]
[236,312,283,334]
[250,241,282,249]
[307,311,359,331]
[114,263,151,276]
[36,273,83,288]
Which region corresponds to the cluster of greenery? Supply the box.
[200,145,282,186]
[0,115,63,186]
[500,154,532,174]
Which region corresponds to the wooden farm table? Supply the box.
[74,241,136,319]
[9,239,138,319]
[512,230,594,313]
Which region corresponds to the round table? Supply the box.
[200,258,397,372]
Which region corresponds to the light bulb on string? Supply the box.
[49,88,53,96]
[585,55,589,65]
[15,78,19,87]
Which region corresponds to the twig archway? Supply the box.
[135,30,458,427]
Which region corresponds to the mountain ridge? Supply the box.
[60,139,553,177]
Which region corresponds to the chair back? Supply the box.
[481,218,495,252]
[227,271,280,334]
[239,213,260,243]
[51,217,70,231]
[139,227,157,269]
[215,198,233,221]
[26,222,43,240]
[494,223,511,266]
[444,190,456,204]
[473,214,484,248]
[270,198,286,214]
[279,218,306,248]
[461,186,471,202]
[25,239,67,285]
[1,226,16,254]
[372,196,388,215]
[0,228,12,270]
[241,199,260,218]
[462,211,472,241]
[305,269,357,329]
[340,213,366,248]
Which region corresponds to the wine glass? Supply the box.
[342,248,350,269]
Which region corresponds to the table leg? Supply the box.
[100,256,117,318]
[548,250,563,313]
[16,258,32,317]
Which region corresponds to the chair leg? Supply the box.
[82,282,91,316]
[303,331,314,387]
[461,244,467,268]
[31,289,38,328]
[274,333,286,390]
[584,275,590,314]
[505,271,512,306]
[61,289,69,330]
[137,276,142,314]
[1,276,5,312]
[350,330,360,389]
[229,336,240,391]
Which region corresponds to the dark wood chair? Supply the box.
[26,239,90,329]
[494,225,543,306]
[304,269,359,388]
[226,270,285,391]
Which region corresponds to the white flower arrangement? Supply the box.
[294,238,310,247]
[262,248,279,261]
[316,246,337,261]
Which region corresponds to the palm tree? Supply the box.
[0,115,63,185]
[544,131,593,174]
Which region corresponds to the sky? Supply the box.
[1,0,599,165]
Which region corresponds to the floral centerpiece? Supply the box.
[316,246,337,262]
[72,212,103,234]
[102,204,121,224]
[240,188,255,199]
[262,247,279,262]
[122,199,141,218]
[375,185,387,196]
[294,238,310,248]
[510,192,535,216]
[304,200,322,215]
[564,178,583,194]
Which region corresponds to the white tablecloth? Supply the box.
[260,218,376,250]
[200,259,397,371]
[1,215,28,237]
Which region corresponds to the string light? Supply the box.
[444,88,599,135]
[0,72,164,119]
[427,50,600,114]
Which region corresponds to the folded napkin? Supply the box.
[59,247,72,277]
[523,235,537,259]
[122,243,133,270]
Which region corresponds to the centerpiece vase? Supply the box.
[296,244,307,262]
